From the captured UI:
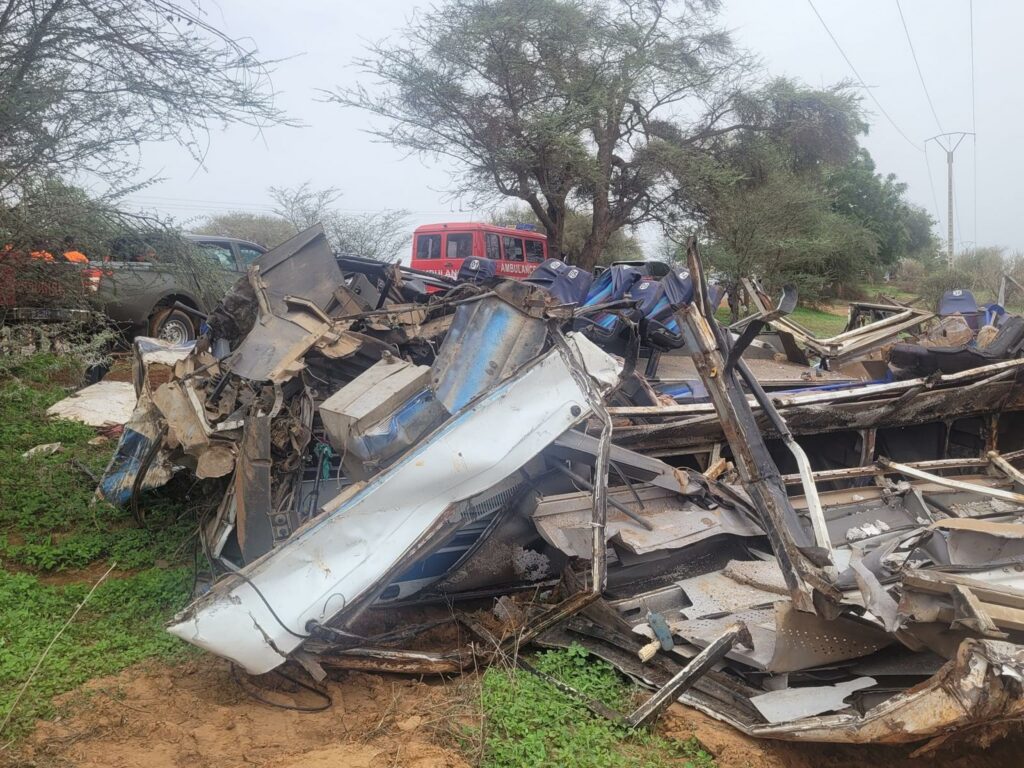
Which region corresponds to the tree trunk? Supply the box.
[578,217,612,272]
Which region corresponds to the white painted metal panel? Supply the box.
[168,336,617,673]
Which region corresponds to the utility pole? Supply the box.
[927,132,974,268]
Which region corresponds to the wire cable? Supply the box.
[217,558,310,640]
[923,142,943,225]
[969,0,979,247]
[806,0,923,152]
[895,0,944,133]
[231,664,332,712]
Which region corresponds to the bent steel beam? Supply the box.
[675,237,839,614]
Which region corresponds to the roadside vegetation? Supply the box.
[1,352,714,767]
[478,644,715,768]
[0,353,195,742]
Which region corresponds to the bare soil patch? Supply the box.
[9,657,472,768]
[7,657,1024,768]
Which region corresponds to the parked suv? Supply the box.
[0,233,268,344]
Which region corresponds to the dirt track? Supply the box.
[8,658,1024,768]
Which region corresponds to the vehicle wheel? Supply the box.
[150,308,195,345]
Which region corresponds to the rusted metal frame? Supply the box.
[316,647,473,675]
[235,414,275,562]
[859,429,877,466]
[724,285,798,372]
[733,278,817,341]
[711,269,830,555]
[901,569,1024,611]
[731,280,933,360]
[780,456,991,486]
[805,316,935,364]
[877,457,1024,504]
[676,239,838,613]
[626,622,752,728]
[553,463,655,531]
[606,359,1024,419]
[549,429,703,495]
[815,309,919,344]
[612,380,1024,454]
[611,461,645,510]
[985,413,1001,455]
[989,450,1024,487]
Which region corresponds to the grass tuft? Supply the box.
[0,353,196,741]
[477,644,716,768]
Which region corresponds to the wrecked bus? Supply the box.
[410,222,548,280]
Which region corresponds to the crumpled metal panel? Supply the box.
[533,486,763,558]
[431,293,547,412]
[725,639,1024,744]
[167,334,619,674]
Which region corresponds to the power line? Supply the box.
[805,0,923,152]
[927,132,973,267]
[923,142,943,224]
[895,0,944,133]
[969,0,978,247]
[122,195,456,216]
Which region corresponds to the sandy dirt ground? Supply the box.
[7,657,1024,768]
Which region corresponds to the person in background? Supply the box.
[62,235,88,263]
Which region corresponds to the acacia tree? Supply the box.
[490,204,643,265]
[329,0,756,271]
[826,149,936,265]
[269,182,410,261]
[193,212,298,249]
[0,0,289,198]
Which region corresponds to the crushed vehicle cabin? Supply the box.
[88,224,1024,751]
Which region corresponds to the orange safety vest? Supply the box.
[63,250,88,263]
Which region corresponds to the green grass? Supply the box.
[0,355,715,762]
[715,304,847,338]
[786,305,848,337]
[478,644,716,768]
[0,353,196,742]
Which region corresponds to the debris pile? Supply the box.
[91,226,1024,750]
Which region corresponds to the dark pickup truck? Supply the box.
[0,234,267,343]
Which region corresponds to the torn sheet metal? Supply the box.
[676,572,781,619]
[750,677,876,723]
[319,356,445,480]
[671,602,892,673]
[168,334,619,674]
[675,274,838,611]
[430,281,549,412]
[687,639,1024,744]
[533,485,763,559]
[46,380,137,427]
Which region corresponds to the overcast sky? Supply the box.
[126,0,1016,256]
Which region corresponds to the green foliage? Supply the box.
[826,149,936,265]
[193,211,298,249]
[920,268,977,310]
[0,354,196,740]
[332,0,746,269]
[700,142,876,302]
[0,567,193,740]
[490,205,643,264]
[479,645,716,768]
[268,182,410,260]
[0,356,192,573]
